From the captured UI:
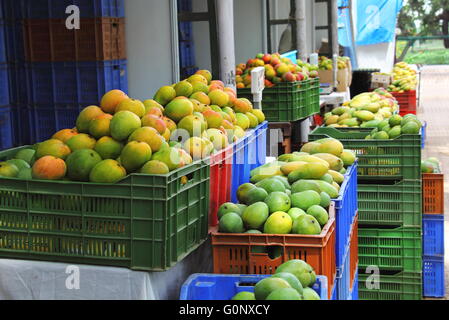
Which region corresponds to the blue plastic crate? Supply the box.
[423,214,444,257]
[421,121,427,149]
[179,22,193,41]
[0,63,9,106]
[11,105,34,145]
[0,106,13,151]
[25,60,128,105]
[334,160,358,267]
[281,50,298,63]
[0,21,6,63]
[8,63,29,105]
[231,122,268,203]
[178,0,193,12]
[423,256,445,298]
[4,20,25,62]
[22,105,87,144]
[251,121,268,171]
[180,273,328,300]
[180,41,195,68]
[335,242,351,300]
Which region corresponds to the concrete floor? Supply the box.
[417,65,449,299]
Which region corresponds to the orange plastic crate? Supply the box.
[211,204,337,299]
[208,145,233,227]
[422,173,444,214]
[349,213,358,291]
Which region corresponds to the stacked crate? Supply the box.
[0,3,13,151]
[422,173,445,298]
[2,0,128,145]
[178,0,198,79]
[309,126,423,300]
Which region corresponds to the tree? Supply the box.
[397,0,449,48]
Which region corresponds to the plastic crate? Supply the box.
[358,227,422,272]
[10,105,35,146]
[0,20,5,63]
[392,90,416,114]
[358,271,422,300]
[422,214,444,257]
[308,77,320,116]
[0,146,210,271]
[211,204,337,299]
[6,63,28,106]
[0,106,13,151]
[0,63,8,106]
[208,145,233,227]
[422,173,444,214]
[24,60,128,105]
[334,161,358,267]
[24,17,126,62]
[180,273,328,300]
[3,20,25,62]
[309,126,421,181]
[6,0,125,19]
[237,80,309,122]
[250,121,268,171]
[358,179,422,227]
[349,215,359,291]
[280,50,297,63]
[20,105,89,143]
[179,41,195,68]
[179,22,193,41]
[421,121,427,149]
[335,241,351,300]
[178,0,193,12]
[336,214,358,300]
[349,270,358,300]
[423,256,445,298]
[230,122,267,204]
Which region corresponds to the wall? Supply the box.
[191,0,212,72]
[125,0,176,100]
[234,0,266,64]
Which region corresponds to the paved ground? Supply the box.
[418,65,449,299]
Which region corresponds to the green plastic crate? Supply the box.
[358,271,422,300]
[309,126,421,180]
[358,180,422,227]
[308,77,320,117]
[0,146,210,271]
[358,227,422,272]
[237,80,309,122]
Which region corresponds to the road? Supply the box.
[418,65,449,299]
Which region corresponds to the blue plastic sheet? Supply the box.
[356,0,403,45]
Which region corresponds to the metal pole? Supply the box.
[215,0,236,90]
[330,0,339,88]
[348,0,358,68]
[295,0,307,61]
[169,0,180,84]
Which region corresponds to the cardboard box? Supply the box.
[318,68,349,93]
[371,73,392,89]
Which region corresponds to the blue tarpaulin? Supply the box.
[356,0,403,45]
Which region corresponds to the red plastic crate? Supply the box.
[211,204,337,299]
[422,173,444,214]
[392,90,416,115]
[349,213,358,291]
[209,145,233,227]
[313,114,323,126]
